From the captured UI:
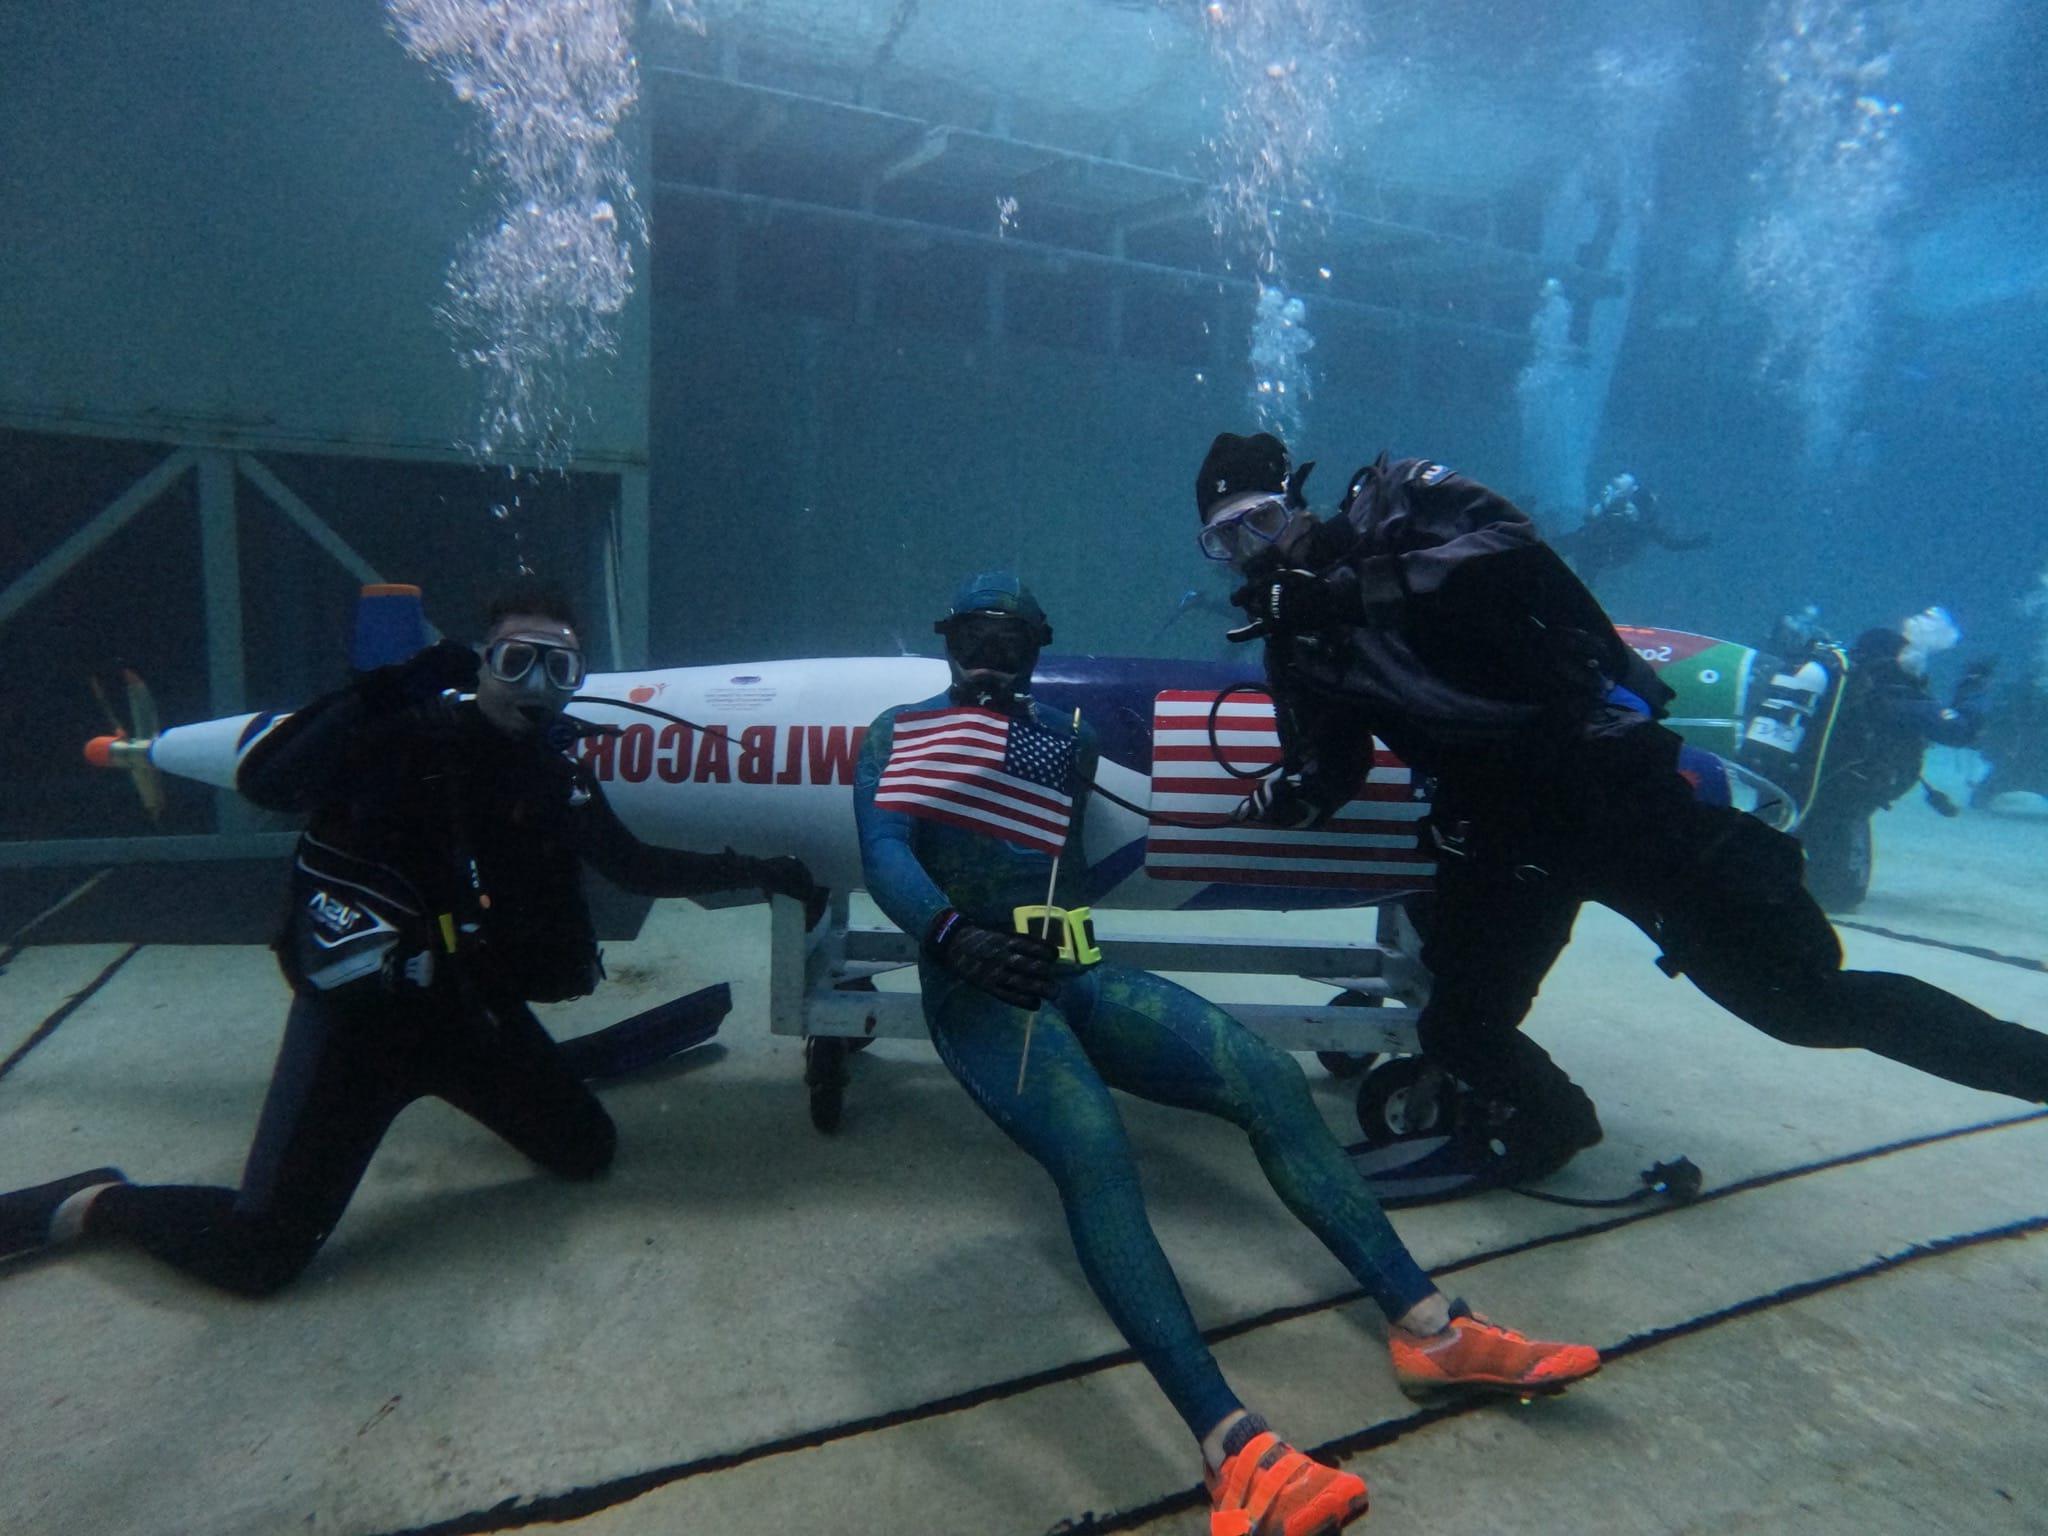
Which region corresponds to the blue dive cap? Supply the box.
[941,571,1050,636]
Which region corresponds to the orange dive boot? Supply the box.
[1206,1419,1370,1536]
[1388,1299,1601,1400]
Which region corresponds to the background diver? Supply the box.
[1795,608,1990,911]
[1196,430,2048,1192]
[0,577,821,1294]
[854,570,1598,1536]
[1550,470,1710,590]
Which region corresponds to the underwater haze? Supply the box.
[3,0,2045,848]
[6,7,2048,1536]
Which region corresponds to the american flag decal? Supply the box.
[874,706,1075,855]
[1144,690,1435,891]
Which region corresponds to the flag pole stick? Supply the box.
[1017,706,1082,1095]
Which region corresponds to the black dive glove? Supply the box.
[930,910,1058,1010]
[1227,569,1361,641]
[1954,658,1995,705]
[356,640,480,717]
[745,853,828,930]
[1231,772,1320,830]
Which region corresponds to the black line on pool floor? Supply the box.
[1070,1211,2048,1534]
[0,943,142,1085]
[1834,918,2048,974]
[0,866,117,969]
[366,1108,2047,1536]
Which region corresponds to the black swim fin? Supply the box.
[1349,1134,1704,1212]
[1347,1133,1511,1208]
[558,983,732,1082]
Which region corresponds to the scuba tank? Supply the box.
[1737,644,1847,831]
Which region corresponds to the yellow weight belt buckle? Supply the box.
[1012,903,1101,965]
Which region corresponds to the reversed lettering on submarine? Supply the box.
[579,723,867,786]
[703,685,777,710]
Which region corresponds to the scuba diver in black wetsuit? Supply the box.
[0,577,821,1295]
[1196,430,2048,1190]
[1551,471,1709,591]
[1797,611,1990,911]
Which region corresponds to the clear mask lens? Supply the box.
[1198,496,1290,562]
[488,639,584,690]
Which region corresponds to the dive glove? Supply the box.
[931,910,1058,1010]
[1232,772,1320,830]
[1228,568,1360,640]
[356,639,481,716]
[746,853,828,930]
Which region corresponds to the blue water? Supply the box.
[1,0,2045,846]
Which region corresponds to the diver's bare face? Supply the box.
[475,613,583,739]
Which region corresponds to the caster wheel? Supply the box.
[1318,990,1382,1077]
[1356,1056,1460,1147]
[805,1037,848,1133]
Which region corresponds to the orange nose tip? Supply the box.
[84,734,120,769]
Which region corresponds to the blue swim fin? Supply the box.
[558,983,732,1082]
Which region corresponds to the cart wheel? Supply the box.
[1355,1056,1459,1147]
[1801,813,1874,912]
[805,1037,849,1133]
[1317,1050,1375,1077]
[1318,990,1382,1077]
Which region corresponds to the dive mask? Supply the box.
[1198,493,1291,564]
[938,612,1043,676]
[485,638,586,691]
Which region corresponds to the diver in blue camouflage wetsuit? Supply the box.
[855,573,1599,1536]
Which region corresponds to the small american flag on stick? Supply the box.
[1144,690,1434,891]
[874,705,1076,855]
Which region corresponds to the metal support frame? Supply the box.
[657,182,1573,356]
[649,64,1610,357]
[3,428,650,866]
[196,449,251,831]
[196,450,244,721]
[235,455,387,590]
[613,469,651,668]
[0,448,194,626]
[769,893,1426,1065]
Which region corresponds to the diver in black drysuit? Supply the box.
[1196,431,2048,1184]
[0,582,820,1294]
[1796,626,1989,910]
[1551,473,1708,591]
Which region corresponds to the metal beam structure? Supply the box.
[235,454,389,592]
[0,448,193,627]
[0,405,646,476]
[648,62,1608,356]
[2,430,647,865]
[655,181,1573,355]
[0,832,298,868]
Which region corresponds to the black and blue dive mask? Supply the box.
[1198,493,1292,565]
[938,612,1043,694]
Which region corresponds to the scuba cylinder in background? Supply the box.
[1738,644,1847,830]
[350,583,433,673]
